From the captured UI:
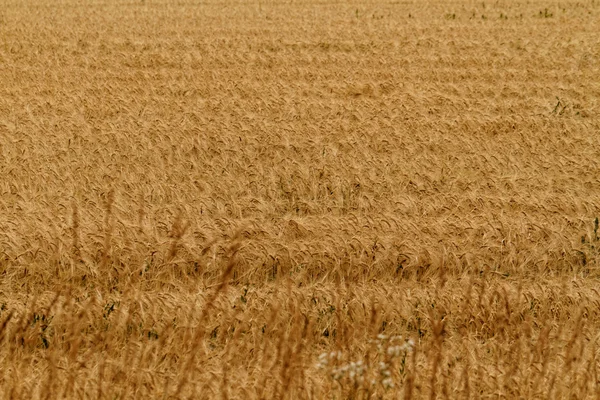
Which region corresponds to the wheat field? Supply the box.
[0,0,600,398]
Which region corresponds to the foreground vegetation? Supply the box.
[0,0,599,397]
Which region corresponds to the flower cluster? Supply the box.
[374,334,415,354]
[316,334,416,392]
[316,351,342,369]
[373,335,415,389]
[317,351,366,383]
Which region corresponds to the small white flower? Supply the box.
[316,352,329,369]
[382,377,394,389]
[387,346,396,357]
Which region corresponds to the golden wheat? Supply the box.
[1,0,600,398]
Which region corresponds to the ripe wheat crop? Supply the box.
[1,0,600,398]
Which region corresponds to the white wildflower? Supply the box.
[382,377,395,389]
[387,345,403,357]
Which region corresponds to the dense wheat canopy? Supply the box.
[1,0,600,398]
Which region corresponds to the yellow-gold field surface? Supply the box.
[1,0,600,398]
